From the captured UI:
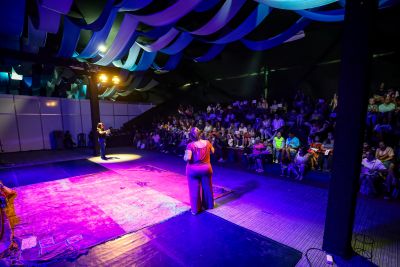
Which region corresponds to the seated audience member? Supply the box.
[384,161,398,200]
[227,133,234,147]
[293,147,310,181]
[152,132,161,150]
[280,147,293,177]
[374,117,392,137]
[322,132,335,171]
[308,136,323,170]
[360,151,386,196]
[378,97,396,113]
[248,138,266,173]
[367,98,379,127]
[273,131,285,163]
[238,123,247,134]
[272,114,285,134]
[296,109,306,126]
[234,131,243,148]
[243,130,251,148]
[375,141,395,168]
[286,131,300,158]
[63,131,75,149]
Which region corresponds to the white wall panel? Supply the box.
[0,94,154,152]
[100,115,114,129]
[128,104,141,116]
[113,103,128,115]
[40,98,61,115]
[142,104,154,113]
[0,114,19,152]
[62,115,82,143]
[100,101,114,115]
[81,115,92,136]
[61,99,80,115]
[0,94,15,114]
[42,115,63,149]
[114,116,129,129]
[15,95,40,114]
[17,115,43,151]
[80,99,91,115]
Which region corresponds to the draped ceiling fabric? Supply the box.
[0,0,397,72]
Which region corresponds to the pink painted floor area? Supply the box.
[11,165,230,263]
[13,170,189,262]
[112,165,231,205]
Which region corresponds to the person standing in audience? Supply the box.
[184,127,215,215]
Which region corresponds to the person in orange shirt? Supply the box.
[184,127,215,215]
[308,136,323,170]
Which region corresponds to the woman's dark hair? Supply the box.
[189,127,201,141]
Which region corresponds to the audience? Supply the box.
[129,83,399,200]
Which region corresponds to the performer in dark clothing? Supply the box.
[97,122,110,160]
[184,127,215,214]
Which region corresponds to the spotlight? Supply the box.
[98,44,107,53]
[98,73,108,83]
[111,76,120,85]
[45,101,58,107]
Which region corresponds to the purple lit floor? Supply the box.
[1,147,400,266]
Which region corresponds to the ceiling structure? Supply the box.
[0,0,399,102]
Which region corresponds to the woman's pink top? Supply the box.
[187,140,213,164]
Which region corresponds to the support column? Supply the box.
[88,75,100,156]
[322,0,378,258]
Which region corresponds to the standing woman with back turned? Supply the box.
[184,127,215,215]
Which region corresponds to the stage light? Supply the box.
[98,73,108,83]
[111,76,120,85]
[45,101,58,107]
[98,44,107,53]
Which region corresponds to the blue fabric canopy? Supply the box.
[209,4,271,44]
[153,53,183,71]
[190,0,247,36]
[95,14,139,66]
[241,17,311,51]
[0,0,398,72]
[75,8,119,59]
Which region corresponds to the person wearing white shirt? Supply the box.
[360,151,386,195]
[272,114,285,132]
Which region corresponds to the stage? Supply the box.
[1,147,399,266]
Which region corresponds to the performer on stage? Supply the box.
[97,122,110,160]
[184,127,215,215]
[0,181,18,256]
